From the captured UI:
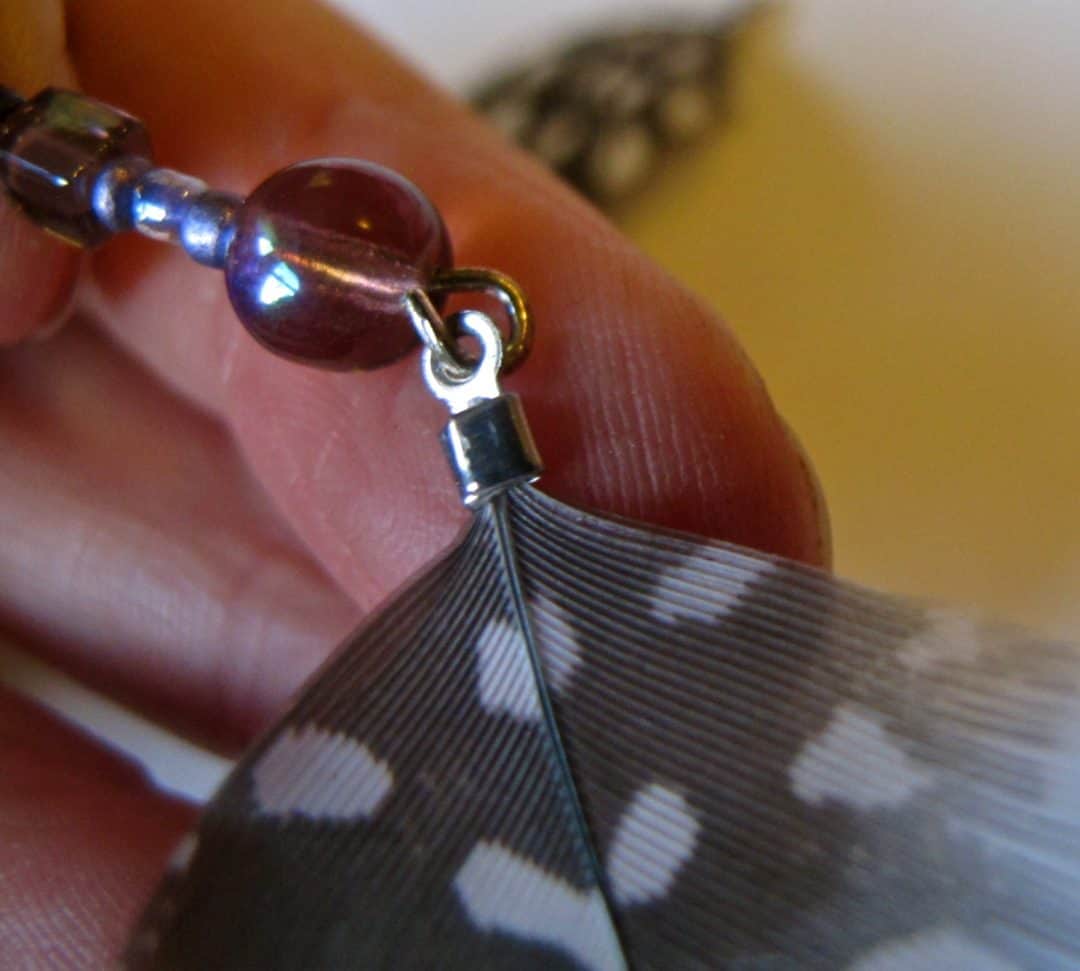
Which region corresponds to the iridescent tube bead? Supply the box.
[91,161,241,269]
[130,168,210,243]
[225,159,452,370]
[0,88,152,247]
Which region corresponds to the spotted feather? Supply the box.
[126,485,1080,969]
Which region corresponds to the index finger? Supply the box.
[63,0,826,612]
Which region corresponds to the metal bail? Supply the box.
[419,309,543,507]
[443,393,543,507]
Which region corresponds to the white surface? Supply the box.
[0,641,231,801]
[330,0,749,90]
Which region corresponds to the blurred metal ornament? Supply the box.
[473,18,748,204]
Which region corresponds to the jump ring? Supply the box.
[426,267,533,373]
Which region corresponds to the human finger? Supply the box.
[0,318,358,751]
[63,0,827,622]
[0,685,194,967]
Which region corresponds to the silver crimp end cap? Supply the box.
[443,393,543,508]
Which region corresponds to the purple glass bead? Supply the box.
[225,159,452,370]
[0,88,152,247]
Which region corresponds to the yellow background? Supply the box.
[622,6,1079,637]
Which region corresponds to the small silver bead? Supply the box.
[131,167,208,243]
[91,156,155,233]
[179,190,241,268]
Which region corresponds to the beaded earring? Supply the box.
[2,87,1079,970]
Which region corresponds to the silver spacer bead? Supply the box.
[177,189,241,268]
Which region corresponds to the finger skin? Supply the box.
[0,0,820,734]
[0,686,194,968]
[0,321,360,752]
[65,0,827,615]
[0,0,83,343]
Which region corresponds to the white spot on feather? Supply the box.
[531,594,583,693]
[790,703,935,811]
[167,833,199,873]
[1045,696,1080,821]
[252,724,393,820]
[649,553,773,625]
[454,842,624,971]
[897,608,983,672]
[474,617,541,722]
[849,924,1021,970]
[608,783,700,906]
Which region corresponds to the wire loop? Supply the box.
[405,267,533,377]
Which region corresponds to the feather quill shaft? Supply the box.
[487,494,628,962]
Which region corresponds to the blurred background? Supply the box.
[3,0,1078,798]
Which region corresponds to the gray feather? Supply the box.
[126,484,1080,969]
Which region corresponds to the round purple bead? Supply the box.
[225,159,451,370]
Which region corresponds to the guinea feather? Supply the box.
[126,484,1080,969]
[510,486,1080,969]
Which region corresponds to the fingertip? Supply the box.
[778,414,833,568]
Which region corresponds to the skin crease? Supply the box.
[0,0,828,965]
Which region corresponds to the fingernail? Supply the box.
[781,414,833,569]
